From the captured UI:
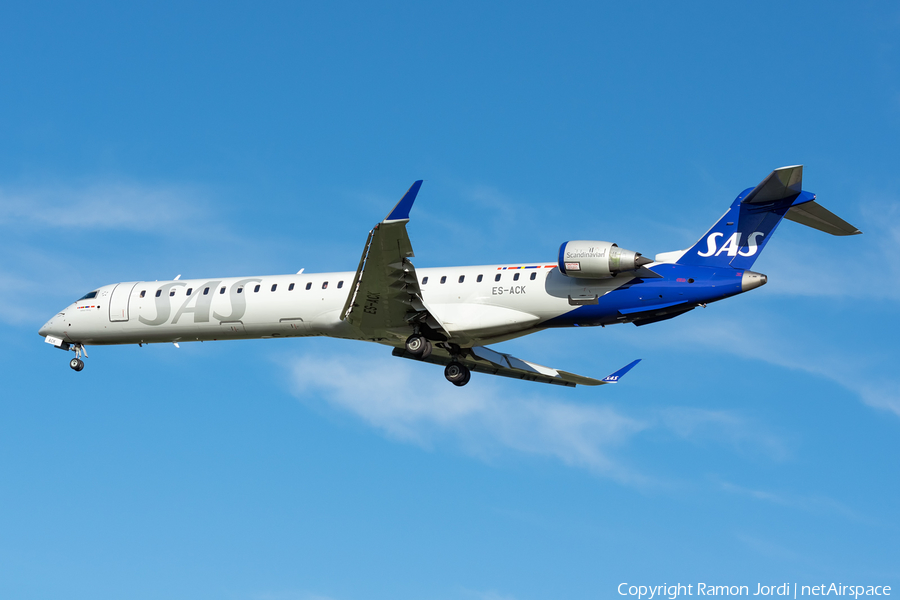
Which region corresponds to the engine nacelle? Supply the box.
[558,240,651,279]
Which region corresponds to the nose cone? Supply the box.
[741,270,768,292]
[39,315,61,338]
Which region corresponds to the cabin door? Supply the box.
[108,282,138,322]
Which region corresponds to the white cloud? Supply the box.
[855,381,900,416]
[719,481,864,522]
[0,179,251,326]
[0,271,46,324]
[758,198,900,300]
[286,352,647,481]
[283,352,788,483]
[410,182,528,259]
[632,316,900,418]
[0,180,207,232]
[734,533,805,564]
[658,407,789,461]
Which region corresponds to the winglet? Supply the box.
[383,180,423,223]
[601,359,641,384]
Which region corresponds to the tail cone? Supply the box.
[741,271,767,292]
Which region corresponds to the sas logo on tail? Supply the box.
[697,231,765,257]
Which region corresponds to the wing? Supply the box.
[393,344,641,388]
[341,181,449,341]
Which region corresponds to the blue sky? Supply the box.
[1,2,899,599]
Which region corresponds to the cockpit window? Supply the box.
[77,291,98,301]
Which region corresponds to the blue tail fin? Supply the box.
[677,166,814,269]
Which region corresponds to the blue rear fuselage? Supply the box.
[542,263,747,328]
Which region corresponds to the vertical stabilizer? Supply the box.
[676,166,813,269]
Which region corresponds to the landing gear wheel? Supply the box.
[405,334,432,359]
[69,358,84,372]
[444,362,470,386]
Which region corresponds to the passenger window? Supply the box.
[458,275,465,283]
[140,290,146,298]
[440,276,446,284]
[530,272,537,280]
[337,281,343,289]
[289,283,295,291]
[477,275,483,283]
[156,290,162,297]
[422,277,429,285]
[306,282,312,290]
[254,285,261,293]
[203,287,210,295]
[186,288,193,295]
[322,282,328,289]
[237,287,243,294]
[271,284,277,292]
[495,274,501,282]
[220,287,226,294]
[513,273,520,281]
[169,289,176,296]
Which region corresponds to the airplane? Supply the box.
[38,165,861,387]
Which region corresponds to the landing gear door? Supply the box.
[279,317,314,336]
[109,282,138,322]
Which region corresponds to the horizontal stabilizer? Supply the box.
[784,200,862,236]
[743,165,803,204]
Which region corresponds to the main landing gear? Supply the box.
[405,334,433,359]
[68,343,87,372]
[405,332,471,387]
[444,362,471,387]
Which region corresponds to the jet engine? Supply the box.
[558,240,652,279]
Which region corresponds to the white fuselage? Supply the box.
[39,262,641,350]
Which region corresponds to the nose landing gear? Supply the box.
[68,343,88,372]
